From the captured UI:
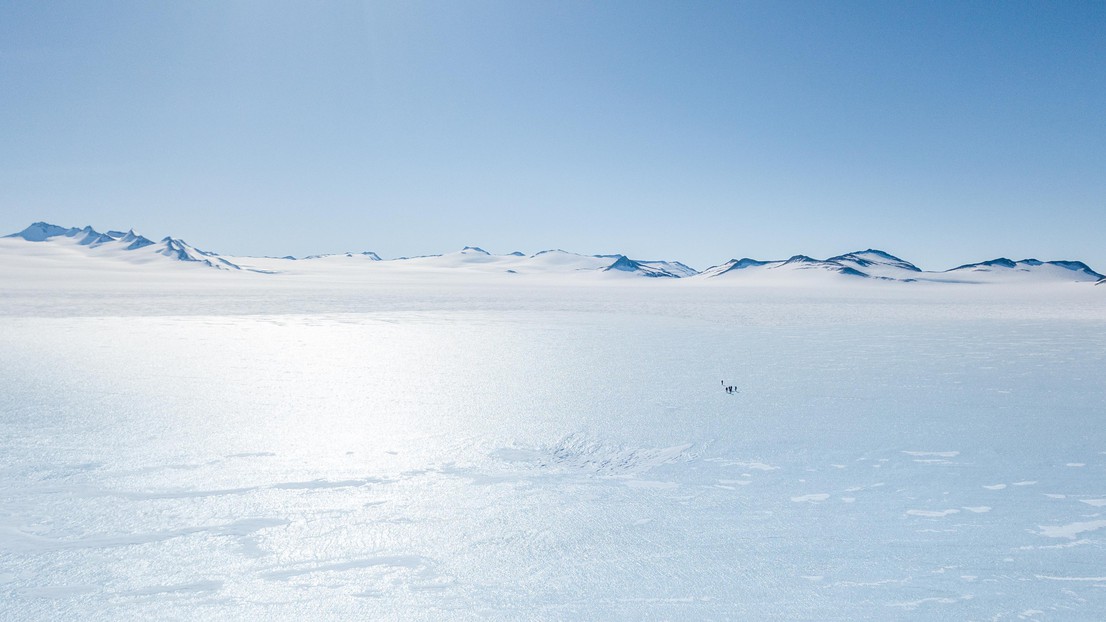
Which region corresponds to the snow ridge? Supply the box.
[4,222,262,272]
[603,255,689,278]
[301,251,382,260]
[698,249,1103,284]
[945,258,1104,282]
[157,237,244,270]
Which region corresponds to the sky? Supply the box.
[1,0,1104,271]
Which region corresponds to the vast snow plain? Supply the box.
[2,245,1105,620]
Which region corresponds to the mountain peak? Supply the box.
[830,249,921,272]
[601,255,684,277]
[5,222,73,241]
[699,257,769,278]
[1047,260,1101,278]
[781,255,818,265]
[603,255,637,272]
[833,249,907,262]
[949,258,1017,271]
[859,249,902,260]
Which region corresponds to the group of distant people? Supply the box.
[721,380,739,394]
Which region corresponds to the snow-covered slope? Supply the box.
[4,222,253,272]
[697,253,883,282]
[943,258,1104,283]
[234,247,694,278]
[697,249,1103,285]
[156,237,250,270]
[300,251,382,261]
[2,222,698,281]
[827,249,922,278]
[391,248,693,277]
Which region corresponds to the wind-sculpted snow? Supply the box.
[488,433,694,478]
[1,288,1105,619]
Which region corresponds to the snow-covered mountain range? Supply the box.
[3,222,1103,285]
[7,222,255,271]
[699,249,1103,284]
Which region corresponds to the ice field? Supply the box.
[1,277,1105,620]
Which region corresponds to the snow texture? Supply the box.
[2,222,1106,620]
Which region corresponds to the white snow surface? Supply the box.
[2,228,1106,620]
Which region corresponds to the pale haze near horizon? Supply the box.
[1,1,1103,272]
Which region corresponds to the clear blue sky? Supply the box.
[2,1,1104,270]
